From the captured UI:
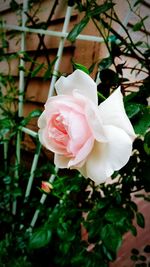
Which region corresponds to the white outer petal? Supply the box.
[55,69,98,104]
[99,87,136,140]
[38,111,47,128]
[85,125,133,184]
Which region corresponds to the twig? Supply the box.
[25,11,50,66]
[24,0,59,92]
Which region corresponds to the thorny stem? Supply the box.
[29,0,42,21]
[92,19,111,54]
[123,79,145,87]
[92,18,118,72]
[109,10,145,58]
[99,17,146,64]
[123,66,149,75]
[127,0,149,44]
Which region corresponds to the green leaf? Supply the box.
[144,131,150,155]
[134,0,144,7]
[72,61,89,74]
[97,198,110,209]
[136,212,145,228]
[20,51,33,62]
[0,48,4,57]
[98,57,112,70]
[134,107,150,135]
[125,103,141,118]
[132,16,148,31]
[67,16,90,42]
[2,39,9,49]
[21,109,41,126]
[43,57,58,80]
[31,63,44,78]
[101,224,122,253]
[129,201,138,212]
[88,2,114,17]
[0,118,12,129]
[108,35,118,43]
[100,69,119,87]
[29,227,52,249]
[29,109,42,118]
[133,21,143,32]
[104,207,128,225]
[43,66,52,80]
[144,49,150,58]
[88,62,97,74]
[3,175,11,185]
[10,0,20,11]
[102,245,114,261]
[13,187,22,197]
[59,242,71,255]
[124,92,138,102]
[127,223,137,236]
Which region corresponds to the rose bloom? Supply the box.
[38,70,136,184]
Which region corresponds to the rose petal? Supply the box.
[85,100,108,143]
[68,111,89,141]
[45,95,84,116]
[85,125,132,184]
[78,141,107,183]
[38,111,47,128]
[39,127,67,155]
[68,136,94,168]
[73,91,108,143]
[67,111,92,156]
[54,137,94,170]
[55,69,98,104]
[54,154,70,168]
[98,87,136,140]
[76,164,87,178]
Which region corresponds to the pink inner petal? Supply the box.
[68,136,94,168]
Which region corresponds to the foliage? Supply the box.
[0,0,150,266]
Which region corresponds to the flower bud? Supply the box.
[41,181,53,193]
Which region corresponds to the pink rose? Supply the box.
[38,70,136,184]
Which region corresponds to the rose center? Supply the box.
[49,110,93,157]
